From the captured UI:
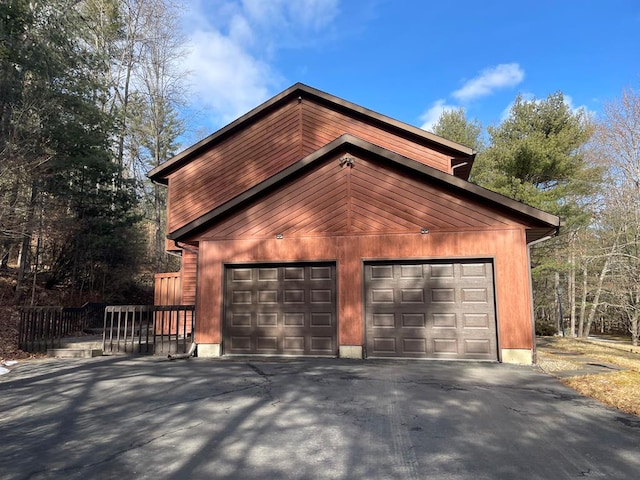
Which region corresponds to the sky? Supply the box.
[177,0,640,145]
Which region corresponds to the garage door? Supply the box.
[224,263,337,356]
[365,260,497,360]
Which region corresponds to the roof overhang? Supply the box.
[167,134,560,243]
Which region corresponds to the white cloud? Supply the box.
[180,0,340,131]
[242,0,339,33]
[564,95,596,120]
[452,63,525,102]
[419,99,459,131]
[183,30,280,126]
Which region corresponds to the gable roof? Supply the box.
[168,134,560,243]
[148,83,476,184]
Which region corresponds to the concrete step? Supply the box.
[47,348,103,358]
[59,335,104,350]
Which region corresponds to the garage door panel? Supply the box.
[433,338,458,354]
[258,290,279,304]
[366,261,497,360]
[465,339,491,355]
[258,268,278,281]
[231,268,253,282]
[225,263,337,356]
[401,313,426,328]
[310,312,333,326]
[283,312,305,326]
[256,336,278,351]
[432,313,456,328]
[463,313,490,329]
[283,336,305,351]
[283,289,305,303]
[229,336,252,351]
[310,336,334,353]
[401,289,425,303]
[403,338,427,353]
[310,266,333,279]
[430,263,454,278]
[231,290,253,304]
[430,288,456,303]
[257,313,278,326]
[310,289,332,303]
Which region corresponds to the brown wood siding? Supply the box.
[181,249,197,305]
[301,101,453,173]
[167,99,302,232]
[196,153,521,240]
[195,229,533,354]
[198,153,348,239]
[165,97,472,236]
[154,272,182,305]
[349,157,519,231]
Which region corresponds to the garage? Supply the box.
[365,260,498,360]
[224,263,337,356]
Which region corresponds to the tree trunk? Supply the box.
[578,262,588,337]
[583,254,612,338]
[14,180,38,303]
[569,246,576,337]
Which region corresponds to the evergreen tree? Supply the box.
[430,108,484,152]
[472,92,599,222]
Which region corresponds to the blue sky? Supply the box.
[179,0,640,143]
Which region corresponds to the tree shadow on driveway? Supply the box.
[1,357,639,479]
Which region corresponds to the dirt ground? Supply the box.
[537,336,640,416]
[0,306,38,361]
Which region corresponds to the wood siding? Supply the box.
[300,101,453,173]
[154,272,181,305]
[194,229,533,354]
[167,99,303,233]
[196,152,523,240]
[181,249,197,305]
[165,97,467,235]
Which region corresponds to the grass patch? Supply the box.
[542,337,640,370]
[564,371,640,416]
[537,337,640,416]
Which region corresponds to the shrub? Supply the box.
[536,318,557,336]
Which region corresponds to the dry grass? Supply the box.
[537,337,640,416]
[565,371,640,416]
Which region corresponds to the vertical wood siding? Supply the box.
[181,249,197,305]
[154,272,182,305]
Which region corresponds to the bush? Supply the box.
[536,318,557,336]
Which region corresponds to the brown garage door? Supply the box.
[365,260,497,360]
[224,263,337,356]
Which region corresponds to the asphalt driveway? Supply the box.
[1,356,639,480]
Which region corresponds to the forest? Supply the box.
[1,0,639,344]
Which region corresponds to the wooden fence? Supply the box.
[154,272,182,306]
[102,305,195,355]
[19,303,106,352]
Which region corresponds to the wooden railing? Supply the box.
[19,303,107,352]
[102,305,195,355]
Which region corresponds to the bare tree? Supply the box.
[590,87,640,344]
